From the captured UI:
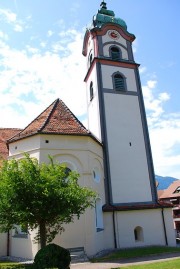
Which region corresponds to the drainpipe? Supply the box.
[112,207,117,249]
[7,230,10,256]
[161,208,168,245]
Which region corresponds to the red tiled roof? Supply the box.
[8,99,90,143]
[157,190,165,198]
[159,180,180,199]
[0,128,21,159]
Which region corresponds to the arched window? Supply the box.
[110,46,121,61]
[113,73,126,91]
[95,198,103,232]
[88,50,93,68]
[89,53,93,66]
[90,81,94,101]
[134,226,144,242]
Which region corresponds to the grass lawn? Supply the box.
[92,246,180,262]
[112,258,180,269]
[0,262,32,269]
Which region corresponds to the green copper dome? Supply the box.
[92,1,127,30]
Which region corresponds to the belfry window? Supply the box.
[90,81,94,101]
[113,73,126,91]
[110,46,121,61]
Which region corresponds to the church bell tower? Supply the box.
[82,1,158,206]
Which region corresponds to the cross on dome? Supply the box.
[100,1,107,9]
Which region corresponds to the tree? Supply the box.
[0,154,96,248]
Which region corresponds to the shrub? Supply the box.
[33,244,71,269]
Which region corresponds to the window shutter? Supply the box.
[114,74,124,90]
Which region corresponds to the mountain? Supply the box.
[155,175,180,190]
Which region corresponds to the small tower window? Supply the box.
[90,81,94,101]
[89,53,93,66]
[88,50,93,68]
[113,73,126,91]
[110,46,121,61]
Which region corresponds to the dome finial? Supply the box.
[100,1,107,10]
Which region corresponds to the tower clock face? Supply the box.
[108,30,120,40]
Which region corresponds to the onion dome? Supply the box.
[92,1,127,31]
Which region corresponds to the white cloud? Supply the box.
[47,30,54,37]
[0,28,86,129]
[142,80,170,119]
[0,8,25,32]
[14,24,23,32]
[142,80,180,178]
[0,31,9,40]
[139,66,147,74]
[0,9,17,23]
[149,118,180,179]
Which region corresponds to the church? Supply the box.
[0,1,176,259]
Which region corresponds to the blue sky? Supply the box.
[0,0,179,178]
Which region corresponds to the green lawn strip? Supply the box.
[111,258,180,269]
[0,262,32,269]
[91,246,180,262]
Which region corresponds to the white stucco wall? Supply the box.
[8,136,40,159]
[163,208,176,246]
[8,134,106,258]
[101,65,137,92]
[115,209,176,248]
[86,65,102,141]
[0,233,7,256]
[104,93,152,203]
[10,229,39,259]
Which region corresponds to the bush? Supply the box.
[33,244,71,269]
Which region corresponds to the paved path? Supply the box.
[71,252,180,269]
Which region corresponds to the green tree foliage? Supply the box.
[0,154,96,248]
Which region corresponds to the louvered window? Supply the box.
[114,74,125,90]
[110,47,121,61]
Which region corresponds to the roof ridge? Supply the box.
[59,99,88,132]
[8,99,58,141]
[39,98,59,132]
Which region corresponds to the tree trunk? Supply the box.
[39,221,46,249]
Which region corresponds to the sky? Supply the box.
[0,0,179,179]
